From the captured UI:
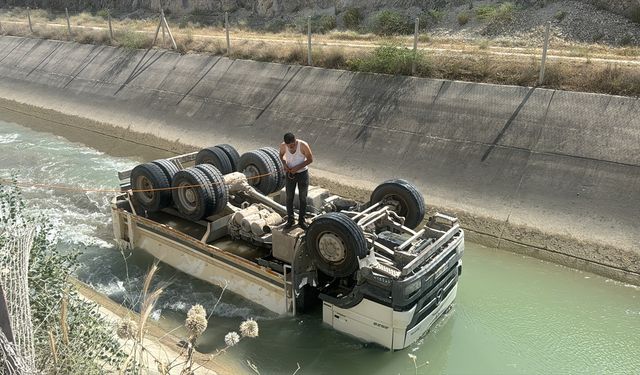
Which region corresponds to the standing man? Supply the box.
[279,132,314,229]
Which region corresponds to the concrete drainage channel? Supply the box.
[0,35,638,285]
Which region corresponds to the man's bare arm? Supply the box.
[290,142,313,173]
[279,143,291,172]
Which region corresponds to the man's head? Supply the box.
[284,133,296,152]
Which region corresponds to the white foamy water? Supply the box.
[0,133,19,144]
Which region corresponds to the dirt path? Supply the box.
[2,19,639,67]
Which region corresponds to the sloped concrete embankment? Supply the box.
[0,36,638,283]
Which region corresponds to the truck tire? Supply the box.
[238,150,278,195]
[195,147,233,175]
[195,164,229,215]
[215,144,240,172]
[259,147,286,191]
[171,168,216,221]
[130,163,172,212]
[152,159,180,184]
[306,212,368,278]
[370,179,425,229]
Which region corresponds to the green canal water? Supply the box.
[1,118,639,374]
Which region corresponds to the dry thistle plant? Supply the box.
[224,332,240,347]
[240,318,259,338]
[185,304,208,339]
[222,318,259,348]
[116,317,138,341]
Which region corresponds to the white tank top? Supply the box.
[284,140,308,173]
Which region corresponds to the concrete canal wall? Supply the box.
[0,36,638,283]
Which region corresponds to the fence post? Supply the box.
[307,16,312,66]
[412,17,419,75]
[225,12,231,55]
[161,10,177,50]
[162,15,166,44]
[65,8,72,37]
[27,7,33,33]
[107,9,113,42]
[538,21,551,85]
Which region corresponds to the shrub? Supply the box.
[74,30,110,45]
[0,185,125,373]
[343,7,362,30]
[256,44,280,62]
[316,47,347,69]
[458,11,470,25]
[96,8,109,19]
[475,4,496,21]
[264,19,287,33]
[283,43,306,64]
[620,34,633,46]
[592,31,605,43]
[494,2,516,21]
[348,45,430,76]
[316,15,337,33]
[428,9,446,23]
[117,29,152,49]
[593,1,609,11]
[554,10,566,21]
[585,64,640,96]
[296,15,337,34]
[178,16,189,29]
[476,2,515,23]
[630,6,640,24]
[371,10,412,36]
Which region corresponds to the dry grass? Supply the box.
[1,7,639,97]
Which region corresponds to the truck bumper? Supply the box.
[322,283,457,350]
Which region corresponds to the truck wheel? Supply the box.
[259,147,286,191]
[238,150,278,195]
[306,212,368,278]
[171,168,216,221]
[195,164,229,215]
[152,159,180,183]
[370,179,425,229]
[130,163,172,211]
[195,147,233,175]
[215,144,240,172]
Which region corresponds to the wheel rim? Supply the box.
[317,232,347,264]
[177,181,198,213]
[382,194,409,217]
[243,165,260,186]
[136,175,155,204]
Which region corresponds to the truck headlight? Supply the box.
[405,279,422,297]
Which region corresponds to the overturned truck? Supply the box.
[111,144,464,350]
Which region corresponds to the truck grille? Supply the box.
[406,264,459,331]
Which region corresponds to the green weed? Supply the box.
[371,10,412,36]
[458,12,471,26]
[117,29,152,49]
[348,44,429,75]
[343,7,362,30]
